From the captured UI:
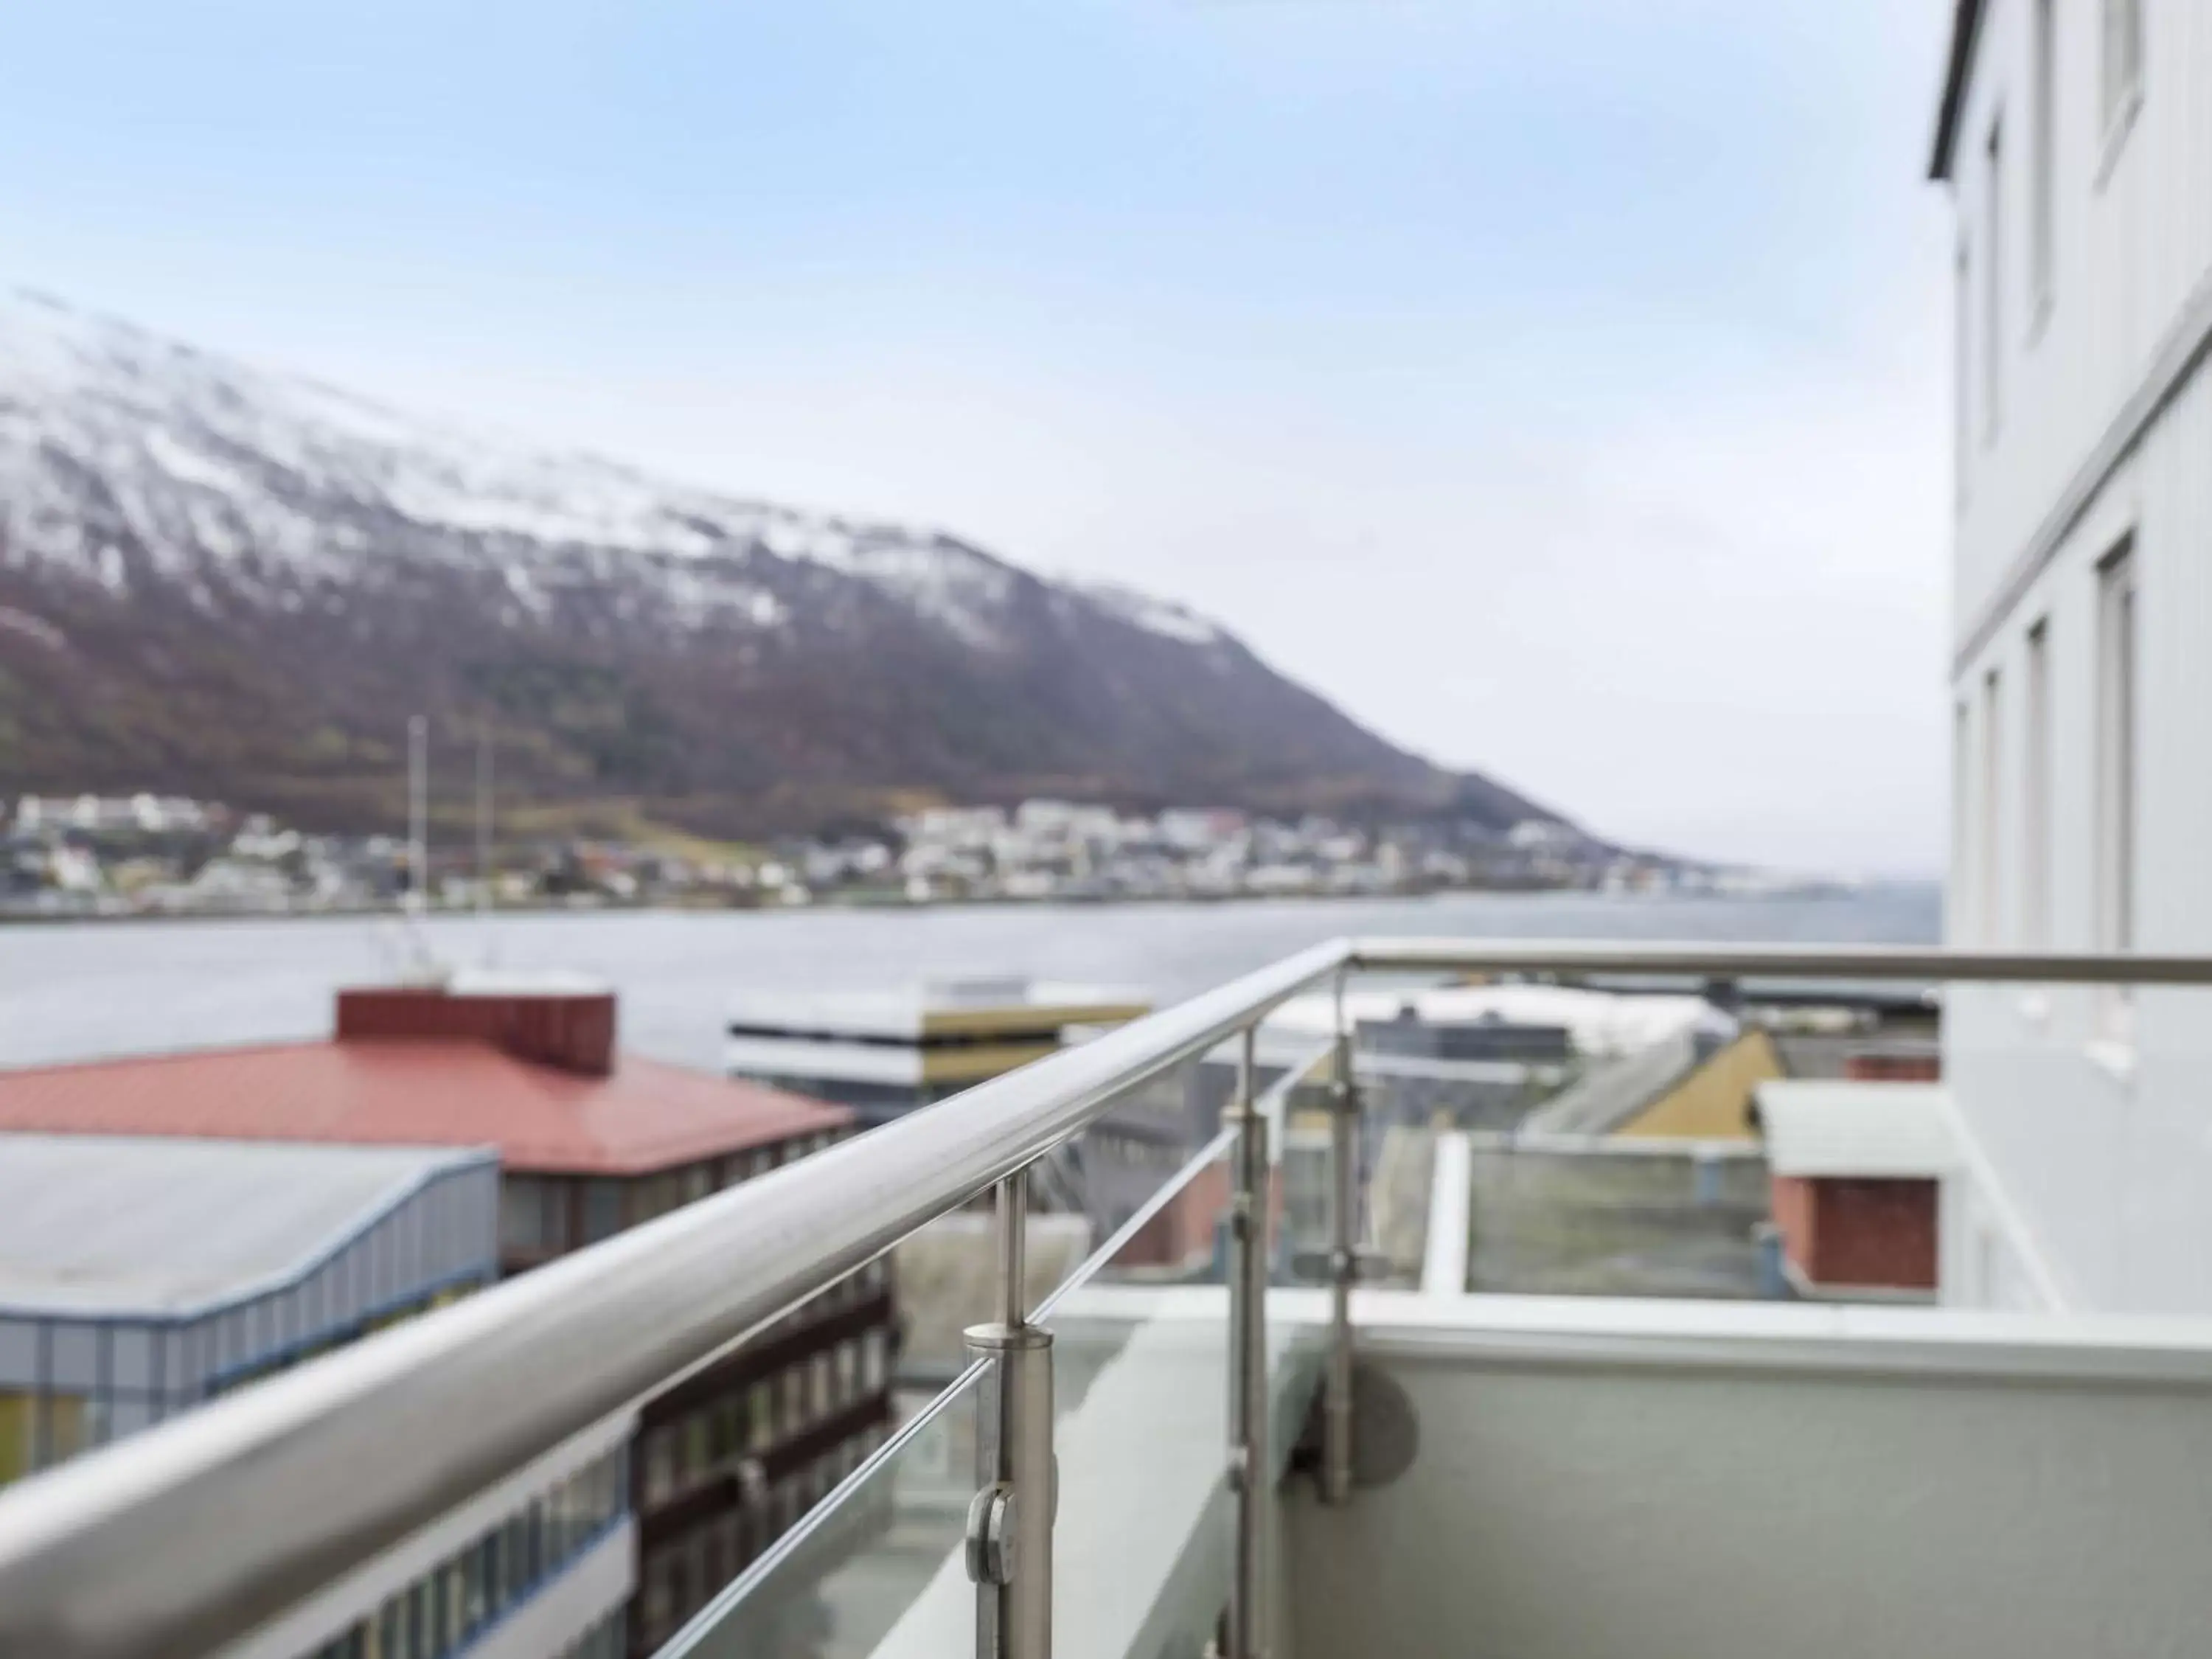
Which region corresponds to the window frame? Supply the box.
[2093,537,2140,1058]
[2028,0,2057,327]
[2095,540,2138,955]
[2023,619,2052,947]
[1954,237,1972,507]
[2101,0,2145,143]
[1980,667,2005,945]
[1983,111,2004,445]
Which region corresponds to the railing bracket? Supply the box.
[964,1484,1019,1587]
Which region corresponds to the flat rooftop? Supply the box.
[1265,984,1730,1057]
[0,1134,487,1315]
[727,978,1150,1042]
[1754,1079,1957,1178]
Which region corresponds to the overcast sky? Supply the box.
[3,1,1955,874]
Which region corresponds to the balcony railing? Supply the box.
[3,939,2210,1659]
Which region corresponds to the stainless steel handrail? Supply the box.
[0,937,1348,1659]
[3,935,2208,1657]
[1348,939,2212,981]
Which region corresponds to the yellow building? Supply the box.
[1610,1028,1784,1142]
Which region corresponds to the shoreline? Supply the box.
[0,880,1914,931]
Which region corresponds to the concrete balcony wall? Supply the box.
[1284,1295,2212,1659]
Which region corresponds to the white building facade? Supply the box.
[1933,0,2212,1312]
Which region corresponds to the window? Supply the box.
[581,1180,622,1244]
[439,1558,465,1650]
[2103,0,2143,131]
[552,1472,578,1560]
[632,1172,679,1223]
[1980,669,2004,944]
[641,1554,676,1651]
[524,1495,546,1584]
[498,1177,551,1256]
[748,1381,774,1451]
[644,1427,675,1505]
[462,1538,491,1635]
[694,1520,721,1592]
[501,1514,526,1602]
[2024,621,2052,945]
[835,1338,858,1406]
[2096,543,2138,954]
[2031,0,2056,314]
[1983,115,2003,441]
[709,1396,741,1463]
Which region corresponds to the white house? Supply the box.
[1931,0,2212,1312]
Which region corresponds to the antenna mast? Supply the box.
[406,714,428,918]
[476,725,493,918]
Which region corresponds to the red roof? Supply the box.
[0,1041,851,1176]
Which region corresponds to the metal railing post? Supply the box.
[1321,969,1359,1505]
[1225,1023,1270,1659]
[965,1164,1054,1659]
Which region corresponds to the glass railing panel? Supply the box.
[1295,976,1916,1303]
[664,1119,1267,1659]
[627,1253,905,1649]
[1031,1098,1329,1659]
[1455,1127,1769,1298]
[653,1362,984,1659]
[664,1038,1323,1659]
[1310,967,2212,1314]
[1029,1050,1220,1307]
[1039,1135,1234,1659]
[887,1054,1215,1399]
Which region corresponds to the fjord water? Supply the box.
[0,886,1939,1073]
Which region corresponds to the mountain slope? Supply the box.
[0,291,1563,838]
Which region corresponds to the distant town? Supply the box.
[0,791,1839,919]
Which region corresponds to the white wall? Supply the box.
[1289,1297,2212,1658]
[1944,0,2212,1315]
[1946,0,2212,631]
[1947,334,2212,1315]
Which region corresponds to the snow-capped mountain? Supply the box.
[0,289,1554,836]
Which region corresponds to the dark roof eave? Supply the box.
[1928,0,1986,182]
